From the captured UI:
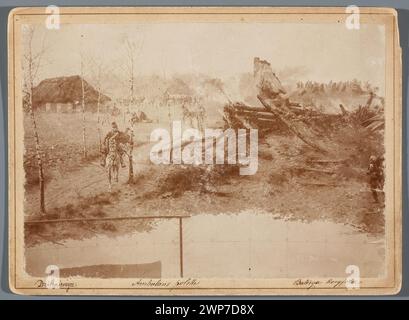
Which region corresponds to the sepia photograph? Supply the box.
[8,7,402,295]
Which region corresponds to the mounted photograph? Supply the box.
[8,7,402,295]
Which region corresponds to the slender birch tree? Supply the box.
[122,37,142,184]
[88,57,109,153]
[22,26,47,214]
[79,34,87,159]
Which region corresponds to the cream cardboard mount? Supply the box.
[7,7,402,295]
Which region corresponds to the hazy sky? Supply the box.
[25,22,386,95]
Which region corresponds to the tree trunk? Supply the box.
[97,90,101,153]
[25,27,46,214]
[127,124,134,184]
[81,75,87,159]
[28,90,46,214]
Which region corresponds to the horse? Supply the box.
[105,133,121,191]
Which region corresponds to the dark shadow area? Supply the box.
[397,8,408,297]
[0,7,13,296]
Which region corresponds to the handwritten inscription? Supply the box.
[35,279,76,292]
[34,278,348,291]
[293,278,346,289]
[131,278,200,288]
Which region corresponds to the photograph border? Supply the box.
[7,6,402,295]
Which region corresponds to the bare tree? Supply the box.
[88,57,110,153]
[122,36,143,184]
[22,26,47,214]
[79,34,87,159]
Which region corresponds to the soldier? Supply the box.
[367,155,384,203]
[101,122,126,168]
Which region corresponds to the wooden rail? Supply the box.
[25,215,190,224]
[26,215,190,278]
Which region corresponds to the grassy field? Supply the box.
[23,111,165,186]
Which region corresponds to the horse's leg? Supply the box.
[114,164,119,182]
[108,166,112,191]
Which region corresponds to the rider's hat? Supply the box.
[111,122,118,129]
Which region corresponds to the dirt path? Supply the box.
[25,142,155,217]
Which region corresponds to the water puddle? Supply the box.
[26,211,385,279]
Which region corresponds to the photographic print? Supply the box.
[8,7,402,295]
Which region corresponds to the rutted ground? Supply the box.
[25,124,384,247]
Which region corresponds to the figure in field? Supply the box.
[102,122,127,190]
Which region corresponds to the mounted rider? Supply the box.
[101,122,126,168]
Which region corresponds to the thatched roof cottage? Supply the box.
[31,75,111,113]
